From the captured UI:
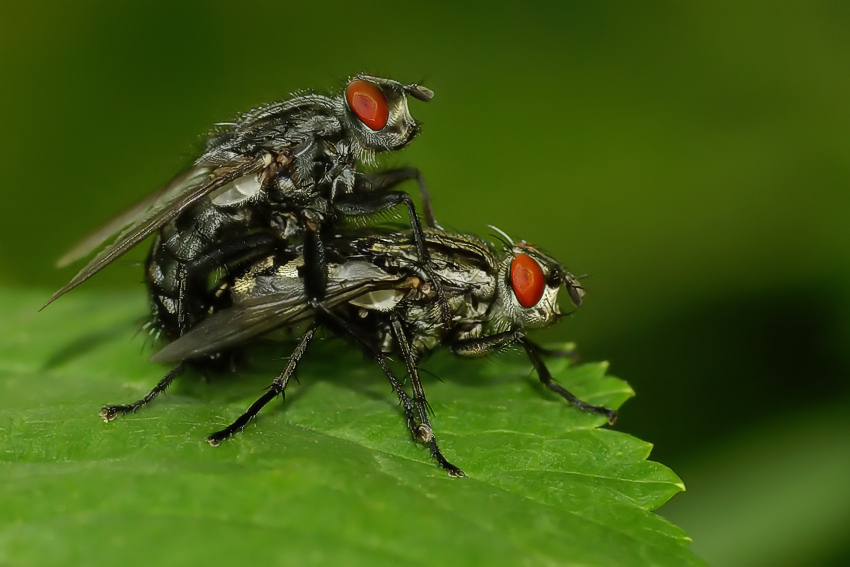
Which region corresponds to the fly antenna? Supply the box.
[404,83,434,102]
[487,225,514,247]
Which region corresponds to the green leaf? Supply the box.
[0,289,702,566]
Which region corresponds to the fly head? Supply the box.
[341,74,432,155]
[492,243,579,330]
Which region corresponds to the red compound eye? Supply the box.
[510,253,545,308]
[346,80,389,131]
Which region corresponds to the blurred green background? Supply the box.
[2,2,849,565]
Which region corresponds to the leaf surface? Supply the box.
[0,290,702,566]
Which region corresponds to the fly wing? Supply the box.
[151,275,402,363]
[150,293,315,363]
[44,156,264,309]
[56,166,213,268]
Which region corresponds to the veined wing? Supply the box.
[44,156,265,309]
[151,266,405,363]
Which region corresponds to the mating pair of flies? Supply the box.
[46,74,617,476]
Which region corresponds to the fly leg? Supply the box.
[107,235,280,421]
[178,232,281,330]
[302,228,328,305]
[311,304,463,477]
[301,229,424,432]
[100,362,186,421]
[206,321,319,446]
[357,168,438,228]
[297,231,421,439]
[532,344,579,362]
[151,232,281,339]
[452,331,618,425]
[334,192,453,329]
[390,315,464,477]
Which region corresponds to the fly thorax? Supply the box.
[452,322,485,344]
[454,291,491,324]
[270,175,300,200]
[270,179,328,223]
[329,168,356,200]
[308,114,343,139]
[270,211,303,241]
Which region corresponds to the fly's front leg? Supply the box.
[100,362,186,421]
[334,192,452,329]
[452,331,617,424]
[390,316,463,477]
[206,321,319,446]
[357,168,438,228]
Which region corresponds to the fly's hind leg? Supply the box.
[100,361,186,421]
[312,303,464,477]
[389,315,464,477]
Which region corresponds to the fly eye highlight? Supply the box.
[510,253,545,308]
[346,80,389,131]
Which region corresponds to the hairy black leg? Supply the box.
[450,330,519,357]
[311,304,462,476]
[530,344,579,362]
[452,331,617,424]
[521,336,618,424]
[310,302,409,406]
[334,191,452,328]
[357,168,438,228]
[302,229,328,303]
[390,316,463,477]
[334,192,431,266]
[369,351,421,448]
[100,361,186,421]
[206,321,319,446]
[169,232,280,336]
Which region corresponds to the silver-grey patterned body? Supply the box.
[133,228,614,477]
[153,229,579,364]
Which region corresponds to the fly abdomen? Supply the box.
[146,199,265,339]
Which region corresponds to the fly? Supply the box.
[44,74,446,340]
[129,228,618,477]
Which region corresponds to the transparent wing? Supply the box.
[151,275,402,363]
[44,156,264,308]
[56,166,213,268]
